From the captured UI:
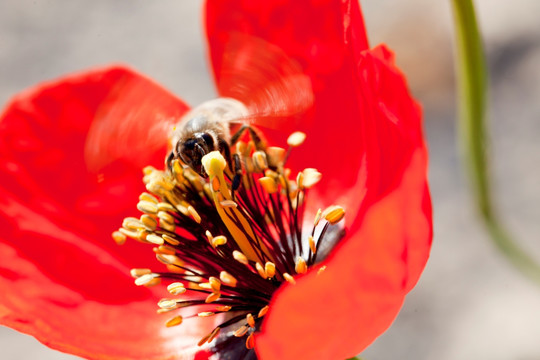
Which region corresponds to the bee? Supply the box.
[84,34,313,180]
[166,97,250,177]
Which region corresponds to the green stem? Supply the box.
[451,0,540,285]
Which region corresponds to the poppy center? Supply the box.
[113,130,346,353]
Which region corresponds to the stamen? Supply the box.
[232,250,249,265]
[112,231,126,245]
[134,273,159,286]
[246,313,255,328]
[205,292,221,303]
[116,129,347,353]
[211,235,227,247]
[167,282,186,295]
[234,325,249,337]
[264,262,276,278]
[246,333,255,349]
[158,299,177,310]
[322,205,346,224]
[287,131,307,147]
[220,271,238,287]
[166,315,183,327]
[295,257,307,274]
[258,305,269,318]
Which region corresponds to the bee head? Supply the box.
[177,132,215,177]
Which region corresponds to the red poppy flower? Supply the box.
[0,0,431,359]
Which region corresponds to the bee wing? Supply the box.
[214,33,314,128]
[84,73,189,172]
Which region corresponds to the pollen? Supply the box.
[115,129,346,352]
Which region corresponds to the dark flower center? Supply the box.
[113,130,345,354]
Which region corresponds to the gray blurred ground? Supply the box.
[1,1,539,359]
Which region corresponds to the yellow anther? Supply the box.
[146,234,164,245]
[172,159,184,182]
[258,176,278,194]
[308,235,317,254]
[197,334,211,347]
[246,313,255,328]
[162,233,180,246]
[136,229,151,243]
[212,235,227,247]
[314,208,323,227]
[208,327,221,343]
[220,271,238,287]
[167,282,186,295]
[157,202,175,212]
[219,200,238,208]
[287,131,307,147]
[156,254,182,266]
[236,141,247,155]
[166,315,183,327]
[205,230,213,244]
[137,200,158,214]
[122,217,144,230]
[234,325,249,337]
[157,211,175,226]
[198,312,215,317]
[216,305,232,312]
[134,273,159,286]
[112,231,126,245]
[198,282,212,290]
[295,257,307,274]
[118,227,138,240]
[266,146,286,167]
[166,264,185,274]
[283,272,296,285]
[205,292,221,303]
[130,268,151,278]
[187,206,201,223]
[140,214,157,231]
[233,250,249,265]
[258,305,269,318]
[246,333,255,349]
[255,262,266,279]
[322,205,345,224]
[160,221,175,232]
[139,192,158,204]
[158,299,177,309]
[296,171,304,189]
[265,262,276,278]
[157,308,176,314]
[317,265,327,275]
[301,168,322,188]
[252,151,268,171]
[157,245,176,255]
[209,277,221,292]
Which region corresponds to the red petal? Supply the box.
[207,3,431,358]
[0,67,205,359]
[255,46,432,357]
[205,0,371,212]
[256,149,431,360]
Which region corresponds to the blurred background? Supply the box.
[0,0,539,359]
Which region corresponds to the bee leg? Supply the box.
[230,125,266,151]
[218,138,242,193]
[247,126,266,151]
[229,124,249,146]
[231,153,242,192]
